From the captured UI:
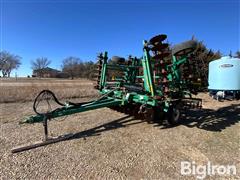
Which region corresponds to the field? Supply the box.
[0,78,98,103]
[0,78,239,179]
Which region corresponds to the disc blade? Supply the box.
[151,43,169,51]
[152,52,171,59]
[149,34,167,45]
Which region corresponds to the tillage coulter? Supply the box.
[12,34,202,153]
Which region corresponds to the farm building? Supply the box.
[32,67,69,78]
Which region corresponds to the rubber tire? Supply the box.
[172,40,197,56]
[111,56,125,64]
[143,107,156,123]
[236,92,240,100]
[167,106,181,126]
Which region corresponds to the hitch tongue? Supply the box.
[11,115,74,153]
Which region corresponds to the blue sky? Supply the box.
[1,0,239,77]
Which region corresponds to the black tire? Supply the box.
[142,107,163,124]
[143,107,156,123]
[236,92,240,100]
[172,40,197,56]
[111,56,125,64]
[166,105,181,126]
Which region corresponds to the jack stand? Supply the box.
[11,115,74,153]
[43,115,49,141]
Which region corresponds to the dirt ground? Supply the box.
[0,92,239,179]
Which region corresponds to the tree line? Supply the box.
[0,38,240,79]
[0,52,97,79]
[30,56,96,79]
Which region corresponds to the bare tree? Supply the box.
[62,56,81,79]
[186,36,222,87]
[82,61,96,79]
[0,51,21,77]
[31,57,51,77]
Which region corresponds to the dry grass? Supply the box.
[0,78,98,103]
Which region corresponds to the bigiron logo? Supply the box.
[180,161,237,179]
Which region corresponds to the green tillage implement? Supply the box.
[24,96,123,124]
[12,34,202,153]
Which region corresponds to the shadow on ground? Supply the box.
[70,115,141,140]
[13,104,239,153]
[70,103,240,142]
[160,103,240,132]
[12,115,143,153]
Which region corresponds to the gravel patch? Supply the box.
[0,93,239,179]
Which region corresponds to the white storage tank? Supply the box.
[208,56,240,91]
